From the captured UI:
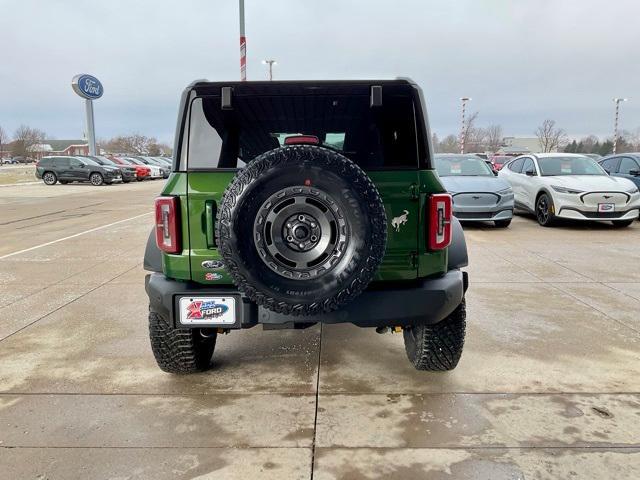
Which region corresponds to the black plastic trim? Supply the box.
[143,228,162,273]
[145,269,466,329]
[447,217,468,269]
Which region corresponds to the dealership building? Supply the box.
[30,140,90,157]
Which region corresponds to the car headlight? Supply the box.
[551,185,583,194]
[497,188,512,195]
[627,186,640,194]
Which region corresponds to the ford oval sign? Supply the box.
[71,74,103,100]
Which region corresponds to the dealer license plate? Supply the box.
[178,296,236,326]
[598,203,615,213]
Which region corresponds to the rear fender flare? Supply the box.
[447,216,468,270]
[144,227,162,272]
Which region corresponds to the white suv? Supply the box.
[499,153,640,227]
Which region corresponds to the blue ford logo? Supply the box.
[72,74,103,100]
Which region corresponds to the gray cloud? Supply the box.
[0,0,638,142]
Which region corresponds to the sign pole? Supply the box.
[85,99,97,155]
[239,0,246,81]
[71,74,103,154]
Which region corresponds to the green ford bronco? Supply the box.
[144,79,469,373]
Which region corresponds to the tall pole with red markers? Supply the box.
[239,0,247,81]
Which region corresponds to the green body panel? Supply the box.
[161,169,449,284]
[367,171,421,281]
[186,171,236,284]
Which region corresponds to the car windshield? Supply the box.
[96,156,117,165]
[537,156,605,176]
[434,155,494,176]
[125,158,144,165]
[81,157,100,166]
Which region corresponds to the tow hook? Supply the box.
[375,326,403,334]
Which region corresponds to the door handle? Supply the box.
[205,201,217,248]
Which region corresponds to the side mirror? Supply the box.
[493,170,498,176]
[629,169,640,177]
[525,169,536,176]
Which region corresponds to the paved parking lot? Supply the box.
[0,181,639,479]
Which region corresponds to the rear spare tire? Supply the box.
[216,145,387,316]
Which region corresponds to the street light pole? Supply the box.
[239,0,246,81]
[612,97,628,154]
[460,97,471,154]
[262,59,277,81]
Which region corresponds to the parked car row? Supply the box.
[435,153,640,228]
[2,156,34,164]
[35,155,172,186]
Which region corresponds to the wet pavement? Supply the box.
[0,182,639,479]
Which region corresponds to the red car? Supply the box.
[490,155,513,171]
[109,156,151,181]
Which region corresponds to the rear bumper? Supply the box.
[145,269,469,329]
[120,170,136,181]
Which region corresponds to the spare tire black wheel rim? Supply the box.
[254,186,348,279]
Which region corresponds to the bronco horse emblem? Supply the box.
[391,210,409,232]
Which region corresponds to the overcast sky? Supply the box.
[1,0,639,143]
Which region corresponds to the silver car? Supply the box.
[435,154,514,227]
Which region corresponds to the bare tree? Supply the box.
[0,125,8,159]
[535,119,567,153]
[484,124,503,153]
[431,132,440,153]
[629,127,640,151]
[461,112,480,153]
[102,134,172,156]
[12,125,46,158]
[103,134,154,155]
[440,134,459,153]
[580,134,599,153]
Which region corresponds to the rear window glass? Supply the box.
[538,156,605,176]
[186,93,418,170]
[434,155,494,176]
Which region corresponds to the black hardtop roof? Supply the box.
[190,78,418,96]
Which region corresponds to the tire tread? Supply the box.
[403,300,466,371]
[148,311,216,374]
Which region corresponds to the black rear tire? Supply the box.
[217,145,387,316]
[148,311,216,374]
[494,219,511,228]
[403,299,466,371]
[611,219,634,228]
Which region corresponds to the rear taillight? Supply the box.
[428,193,452,250]
[155,196,180,254]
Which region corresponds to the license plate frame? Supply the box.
[177,296,239,327]
[597,203,615,213]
